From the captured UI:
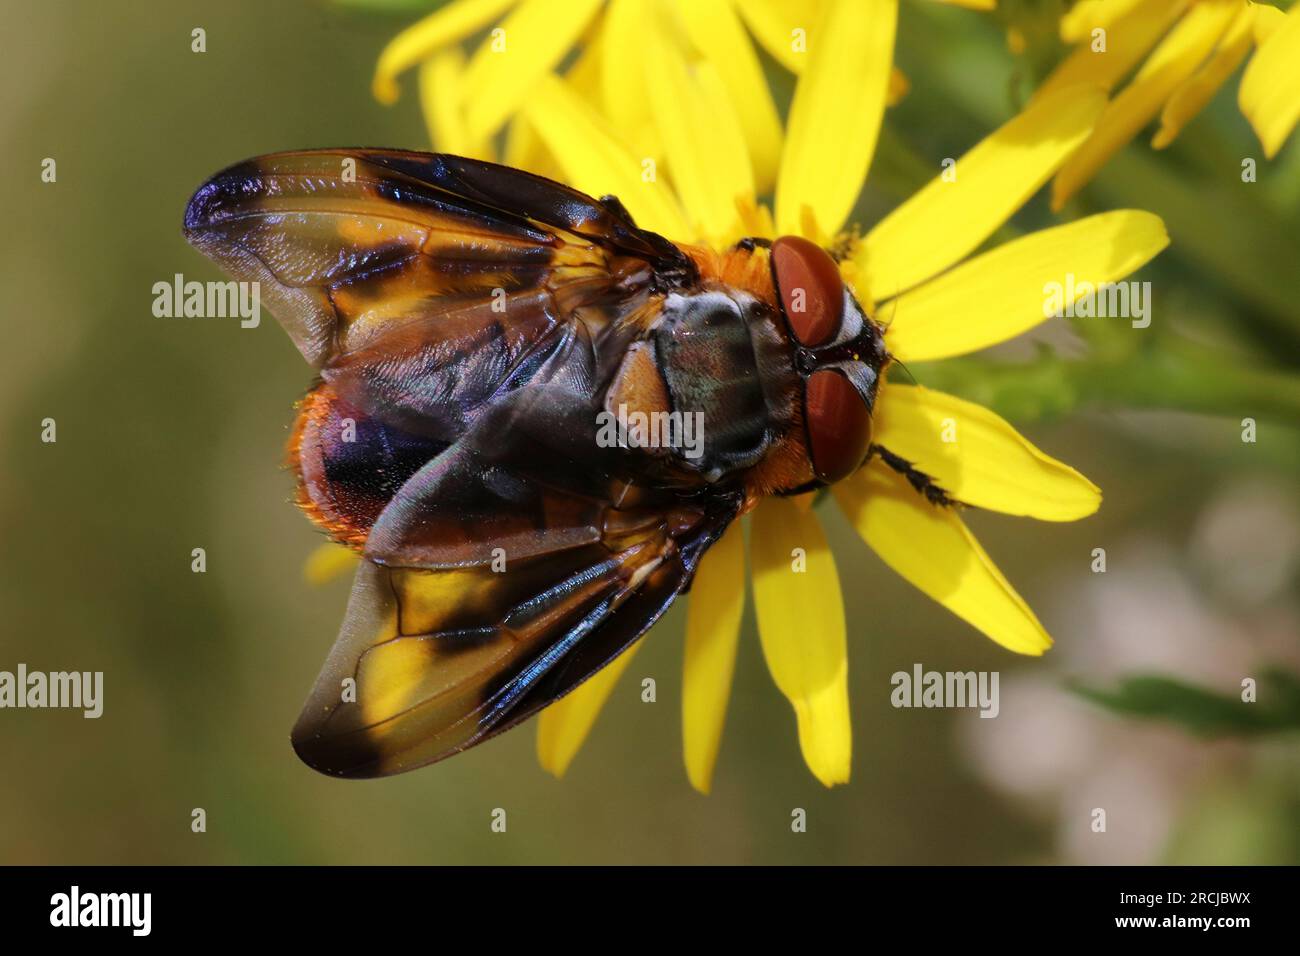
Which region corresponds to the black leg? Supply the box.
[870,445,960,508]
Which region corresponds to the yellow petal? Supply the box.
[1053,0,1244,209]
[1153,5,1256,148]
[775,0,897,237]
[372,0,518,105]
[536,641,641,777]
[303,542,360,586]
[564,17,603,95]
[522,76,690,238]
[736,195,776,240]
[418,48,491,159]
[1038,0,1188,99]
[598,0,662,164]
[1252,1,1286,43]
[1239,3,1300,159]
[930,0,996,9]
[503,113,559,178]
[749,498,851,787]
[463,0,604,141]
[671,0,784,193]
[732,0,822,74]
[643,21,754,245]
[883,209,1168,361]
[858,84,1107,300]
[1059,0,1153,44]
[682,522,746,795]
[833,464,1052,655]
[874,384,1102,521]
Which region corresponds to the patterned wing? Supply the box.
[182,148,695,375]
[291,488,740,778]
[292,346,742,777]
[185,150,731,777]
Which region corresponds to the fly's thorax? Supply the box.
[601,285,800,483]
[599,231,891,497]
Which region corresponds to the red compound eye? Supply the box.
[771,235,844,347]
[805,369,872,483]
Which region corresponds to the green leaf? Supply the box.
[1069,667,1300,737]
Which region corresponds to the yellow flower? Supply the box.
[369,0,992,202]
[439,0,1167,791]
[352,0,1169,789]
[1044,0,1300,209]
[373,0,785,193]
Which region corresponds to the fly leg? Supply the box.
[869,445,960,508]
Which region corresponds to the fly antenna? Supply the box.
[879,285,915,383]
[880,282,901,331]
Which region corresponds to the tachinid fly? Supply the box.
[184,150,906,778]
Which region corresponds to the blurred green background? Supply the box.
[1,0,1297,864]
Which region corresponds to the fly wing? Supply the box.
[291,489,740,779]
[184,150,730,777]
[182,148,695,374]
[291,345,743,778]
